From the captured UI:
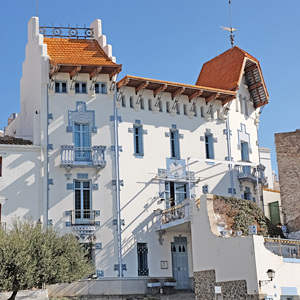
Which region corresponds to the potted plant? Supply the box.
[164,277,177,286]
[147,278,162,288]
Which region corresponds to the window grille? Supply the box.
[137,243,148,276]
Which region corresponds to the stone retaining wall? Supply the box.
[194,270,261,300]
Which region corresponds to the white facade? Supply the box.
[1,16,288,297]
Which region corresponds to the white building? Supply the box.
[1,16,299,299]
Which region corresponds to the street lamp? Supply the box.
[259,269,275,287]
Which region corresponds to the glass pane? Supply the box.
[55,82,60,93]
[82,132,90,148]
[82,83,87,93]
[83,182,90,189]
[75,181,80,189]
[101,83,106,94]
[74,132,80,147]
[75,83,79,93]
[83,190,90,211]
[83,124,89,132]
[75,190,81,210]
[62,82,67,92]
[95,84,99,93]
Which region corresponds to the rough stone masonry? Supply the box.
[275,129,300,232]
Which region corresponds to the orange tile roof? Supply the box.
[43,38,117,66]
[195,46,259,91]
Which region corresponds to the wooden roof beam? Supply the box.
[245,64,258,73]
[248,81,263,91]
[89,66,102,79]
[153,84,167,97]
[109,66,122,80]
[135,81,149,94]
[171,87,185,100]
[189,90,203,101]
[69,66,81,78]
[205,93,220,104]
[222,95,236,106]
[49,64,60,77]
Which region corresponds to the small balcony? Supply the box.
[237,165,266,184]
[60,145,106,168]
[155,200,191,230]
[70,210,99,226]
[265,237,300,259]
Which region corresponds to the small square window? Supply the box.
[75,82,87,94]
[95,83,107,94]
[55,81,67,93]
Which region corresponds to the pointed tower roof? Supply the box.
[196,46,269,108]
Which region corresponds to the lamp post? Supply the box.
[259,269,275,287]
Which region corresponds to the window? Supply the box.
[134,125,143,156]
[244,98,248,116]
[122,96,126,107]
[55,81,67,93]
[95,83,107,94]
[74,123,91,161]
[166,102,170,113]
[170,130,180,159]
[200,106,205,117]
[176,103,180,115]
[148,99,152,111]
[159,100,163,112]
[140,98,144,110]
[0,157,2,177]
[239,95,244,114]
[241,141,249,161]
[74,180,91,224]
[165,182,188,208]
[130,97,134,108]
[137,243,149,276]
[205,134,214,159]
[183,104,187,115]
[75,82,87,94]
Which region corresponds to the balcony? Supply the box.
[264,238,300,259]
[237,165,266,184]
[155,200,191,230]
[60,145,106,168]
[70,210,100,226]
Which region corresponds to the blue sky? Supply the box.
[0,0,299,174]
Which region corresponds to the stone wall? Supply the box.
[194,270,261,300]
[275,130,300,232]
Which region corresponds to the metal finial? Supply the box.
[220,0,236,47]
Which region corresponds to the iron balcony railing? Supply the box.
[155,200,191,229]
[70,210,97,226]
[237,165,266,183]
[61,145,106,167]
[264,238,300,258]
[0,222,6,231]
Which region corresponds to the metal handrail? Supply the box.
[264,237,300,258]
[70,210,96,226]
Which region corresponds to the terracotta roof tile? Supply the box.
[196,46,259,91]
[43,38,117,66]
[0,137,33,145]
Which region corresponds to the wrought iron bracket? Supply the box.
[113,219,125,226]
[49,64,60,90]
[110,116,122,122]
[171,88,185,110]
[112,180,124,186]
[114,264,127,277]
[111,145,123,152]
[70,67,81,90]
[116,78,129,102]
[109,74,118,92]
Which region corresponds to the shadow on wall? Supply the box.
[1,154,40,224]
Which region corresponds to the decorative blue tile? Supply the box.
[77,173,88,179]
[66,183,73,190]
[171,124,177,129]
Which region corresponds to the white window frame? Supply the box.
[55,81,67,93]
[95,82,107,94]
[165,181,189,208]
[75,82,87,94]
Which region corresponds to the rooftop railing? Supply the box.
[264,238,300,258]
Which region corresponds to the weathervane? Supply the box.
[220,0,236,47]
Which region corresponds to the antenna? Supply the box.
[36,0,38,17]
[220,0,236,47]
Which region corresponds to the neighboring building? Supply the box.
[4,16,300,299]
[259,147,283,226]
[275,130,300,233]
